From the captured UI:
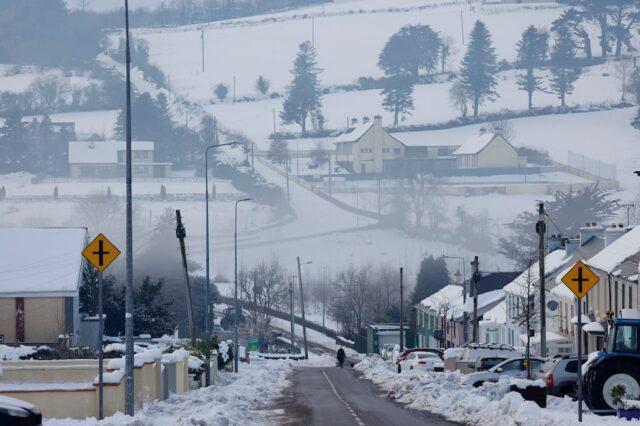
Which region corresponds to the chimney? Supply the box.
[374,114,382,126]
[479,127,487,136]
[548,234,563,252]
[605,224,627,247]
[579,222,604,246]
[565,236,580,256]
[351,117,358,127]
[362,116,370,124]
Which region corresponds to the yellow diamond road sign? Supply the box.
[82,233,121,272]
[561,260,599,299]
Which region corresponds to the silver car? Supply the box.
[462,357,546,387]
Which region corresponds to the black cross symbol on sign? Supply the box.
[572,267,589,293]
[92,239,110,267]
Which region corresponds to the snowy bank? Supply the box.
[354,356,631,426]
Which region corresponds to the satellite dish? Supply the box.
[547,300,559,311]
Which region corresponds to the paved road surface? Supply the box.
[276,366,456,426]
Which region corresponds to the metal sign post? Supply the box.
[82,234,121,420]
[561,260,600,423]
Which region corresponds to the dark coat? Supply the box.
[337,348,346,361]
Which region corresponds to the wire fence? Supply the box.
[567,151,617,181]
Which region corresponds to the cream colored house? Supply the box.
[69,140,172,178]
[454,129,526,170]
[335,116,405,173]
[0,227,88,345]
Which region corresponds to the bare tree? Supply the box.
[74,192,123,236]
[614,59,634,103]
[439,36,457,73]
[30,74,70,111]
[239,258,287,334]
[449,79,469,119]
[330,265,370,338]
[395,172,446,233]
[489,119,516,142]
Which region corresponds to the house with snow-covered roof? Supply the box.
[453,128,525,170]
[68,140,172,178]
[0,227,88,345]
[552,223,639,353]
[334,115,405,174]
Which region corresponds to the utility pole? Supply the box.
[251,142,255,173]
[233,76,236,103]
[297,256,309,359]
[289,277,295,353]
[201,30,205,73]
[399,267,404,350]
[460,10,465,45]
[124,0,134,415]
[328,150,332,195]
[272,108,277,134]
[286,154,291,207]
[311,16,315,47]
[176,210,196,346]
[377,178,381,216]
[321,266,327,332]
[471,256,480,343]
[537,202,547,357]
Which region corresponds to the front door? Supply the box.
[360,163,367,174]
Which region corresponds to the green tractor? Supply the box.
[584,311,640,411]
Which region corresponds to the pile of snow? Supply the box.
[0,345,38,361]
[49,354,334,425]
[354,356,628,425]
[94,369,125,385]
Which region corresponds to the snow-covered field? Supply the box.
[355,355,631,426]
[138,2,565,101]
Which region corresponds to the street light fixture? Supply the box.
[204,142,236,386]
[234,197,251,373]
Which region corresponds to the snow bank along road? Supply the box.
[279,366,455,426]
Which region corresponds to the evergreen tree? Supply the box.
[410,255,450,305]
[516,26,548,110]
[214,83,229,101]
[200,115,217,146]
[280,41,322,133]
[552,8,592,62]
[114,109,125,140]
[268,138,289,165]
[582,0,611,58]
[133,277,175,336]
[255,75,271,95]
[460,20,499,117]
[381,74,415,126]
[550,27,581,107]
[378,24,441,79]
[0,108,28,173]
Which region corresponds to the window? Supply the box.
[630,287,634,309]
[612,324,639,352]
[393,148,401,155]
[135,151,148,159]
[622,284,626,309]
[530,359,544,371]
[499,360,522,371]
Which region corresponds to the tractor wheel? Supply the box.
[585,362,640,411]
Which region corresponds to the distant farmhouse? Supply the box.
[68,140,172,178]
[333,117,525,175]
[335,115,405,173]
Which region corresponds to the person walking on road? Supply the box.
[337,347,346,368]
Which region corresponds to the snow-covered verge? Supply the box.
[354,356,631,426]
[45,354,335,425]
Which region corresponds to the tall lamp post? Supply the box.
[123,0,134,415]
[204,142,235,386]
[234,197,251,373]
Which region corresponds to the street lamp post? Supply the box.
[204,142,235,386]
[234,197,251,373]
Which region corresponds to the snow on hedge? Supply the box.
[354,355,629,425]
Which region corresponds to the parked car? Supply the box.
[462,357,546,387]
[475,356,509,372]
[396,348,442,364]
[537,355,587,398]
[0,396,42,425]
[398,351,444,373]
[448,343,521,373]
[380,344,396,360]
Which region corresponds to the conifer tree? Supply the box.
[550,26,581,107]
[460,20,499,117]
[281,41,322,133]
[410,255,450,305]
[381,74,415,126]
[516,26,548,110]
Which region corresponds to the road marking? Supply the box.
[322,369,365,426]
